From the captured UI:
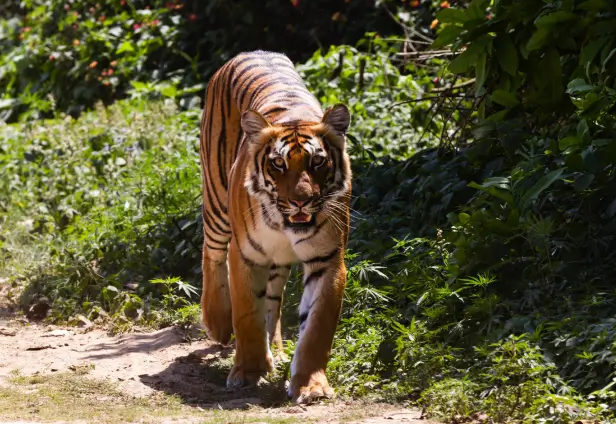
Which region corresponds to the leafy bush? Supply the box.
[0,99,203,325]
[0,0,401,122]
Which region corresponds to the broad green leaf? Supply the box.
[495,36,519,76]
[475,53,487,96]
[520,168,564,209]
[559,136,579,150]
[486,110,509,122]
[491,89,520,107]
[436,8,469,24]
[592,138,613,147]
[130,81,148,91]
[116,40,135,54]
[469,181,513,204]
[161,85,178,97]
[527,28,550,51]
[479,177,510,189]
[431,25,464,49]
[535,11,578,28]
[577,0,609,11]
[580,97,611,119]
[580,37,608,65]
[577,119,591,145]
[541,48,564,104]
[468,0,490,20]
[566,78,594,95]
[573,174,594,191]
[458,212,471,224]
[108,26,123,38]
[449,42,484,74]
[0,98,18,109]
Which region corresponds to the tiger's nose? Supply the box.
[289,198,308,208]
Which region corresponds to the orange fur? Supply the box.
[199,50,352,403]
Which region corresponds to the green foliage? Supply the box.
[420,335,614,423]
[298,38,450,159]
[148,277,200,328]
[0,0,397,122]
[0,99,203,325]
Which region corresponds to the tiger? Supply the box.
[198,50,352,404]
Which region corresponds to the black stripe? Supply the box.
[299,311,309,324]
[263,106,288,117]
[260,153,273,188]
[304,247,340,264]
[205,242,227,251]
[294,220,327,245]
[238,71,269,104]
[261,204,280,230]
[248,78,285,107]
[304,268,325,286]
[232,63,265,89]
[256,289,266,298]
[249,79,302,108]
[204,174,229,227]
[203,208,231,237]
[218,86,228,190]
[203,82,229,216]
[271,264,291,270]
[246,230,265,255]
[266,295,282,301]
[229,55,261,86]
[239,248,266,268]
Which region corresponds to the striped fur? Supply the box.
[199,50,352,404]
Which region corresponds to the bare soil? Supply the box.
[0,285,434,424]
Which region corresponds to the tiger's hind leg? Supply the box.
[266,265,291,360]
[201,243,232,345]
[226,238,274,388]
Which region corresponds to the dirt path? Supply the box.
[0,288,433,423]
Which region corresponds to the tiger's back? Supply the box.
[199,50,352,404]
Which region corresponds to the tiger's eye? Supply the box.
[312,155,325,167]
[272,157,285,169]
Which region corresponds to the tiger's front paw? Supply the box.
[226,356,274,389]
[289,371,334,404]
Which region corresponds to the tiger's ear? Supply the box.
[322,103,351,135]
[241,109,271,137]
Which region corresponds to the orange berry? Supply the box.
[89,61,98,68]
[430,19,439,29]
[440,1,450,8]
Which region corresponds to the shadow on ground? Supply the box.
[82,329,188,360]
[139,344,289,410]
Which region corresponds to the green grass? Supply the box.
[0,371,305,423]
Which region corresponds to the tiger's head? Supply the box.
[241,104,352,230]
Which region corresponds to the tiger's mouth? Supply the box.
[285,212,315,228]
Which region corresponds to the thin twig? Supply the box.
[432,78,476,92]
[396,50,451,56]
[388,94,466,110]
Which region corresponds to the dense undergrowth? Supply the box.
[2,0,616,422]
